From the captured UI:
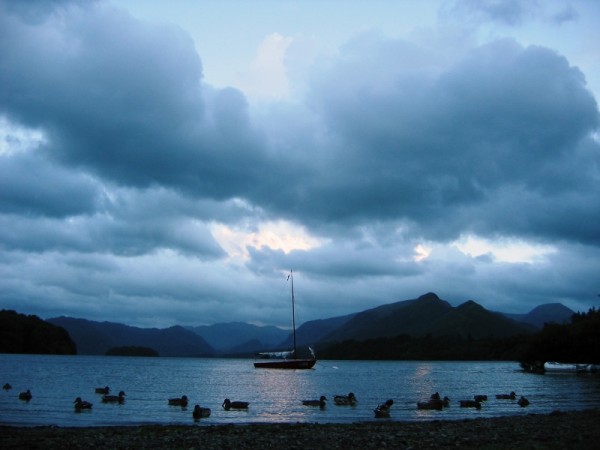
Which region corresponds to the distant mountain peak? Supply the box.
[499,302,574,329]
[47,316,215,357]
[457,300,484,310]
[528,303,573,315]
[417,292,440,301]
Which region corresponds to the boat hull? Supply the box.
[254,359,316,369]
[544,361,598,373]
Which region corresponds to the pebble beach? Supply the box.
[2,408,599,449]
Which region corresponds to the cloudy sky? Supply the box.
[1,0,599,329]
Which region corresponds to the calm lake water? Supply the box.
[1,355,599,427]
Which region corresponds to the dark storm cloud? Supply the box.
[1,0,599,327]
[5,2,596,249]
[247,239,421,280]
[279,35,600,245]
[82,187,228,257]
[0,1,269,201]
[0,186,226,257]
[0,151,101,217]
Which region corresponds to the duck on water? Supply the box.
[459,399,482,409]
[193,404,211,418]
[18,389,32,401]
[222,398,249,410]
[333,392,357,406]
[417,393,450,410]
[74,397,93,411]
[302,396,327,408]
[374,399,394,418]
[496,391,516,400]
[168,395,189,407]
[102,391,126,404]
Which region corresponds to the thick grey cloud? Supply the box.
[0,151,101,217]
[4,3,596,245]
[272,36,599,244]
[0,0,599,327]
[0,186,226,257]
[0,1,269,200]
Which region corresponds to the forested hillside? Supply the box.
[521,307,600,365]
[319,307,600,362]
[0,310,76,355]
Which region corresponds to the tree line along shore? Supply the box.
[2,306,600,363]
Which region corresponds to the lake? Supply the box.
[1,355,599,427]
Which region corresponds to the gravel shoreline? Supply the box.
[2,409,600,449]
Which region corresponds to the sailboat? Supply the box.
[254,270,316,369]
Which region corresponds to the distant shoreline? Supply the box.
[2,408,600,449]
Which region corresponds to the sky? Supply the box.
[1,0,599,329]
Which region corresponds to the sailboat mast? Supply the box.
[291,270,297,358]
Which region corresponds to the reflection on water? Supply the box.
[1,355,599,427]
[409,362,437,400]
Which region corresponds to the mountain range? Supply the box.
[45,292,575,357]
[285,293,573,349]
[185,322,290,353]
[47,317,215,357]
[502,303,574,328]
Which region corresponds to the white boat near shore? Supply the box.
[544,361,599,373]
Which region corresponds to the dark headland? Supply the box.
[2,409,599,449]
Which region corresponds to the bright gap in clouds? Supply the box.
[233,33,293,102]
[413,244,430,262]
[211,220,323,260]
[454,235,556,263]
[414,236,556,264]
[0,116,47,155]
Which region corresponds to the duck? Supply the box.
[417,399,442,410]
[168,395,189,407]
[333,392,357,406]
[18,389,32,401]
[474,395,488,402]
[222,398,249,410]
[102,390,126,403]
[192,404,211,419]
[496,391,516,400]
[459,399,482,409]
[518,396,530,407]
[95,386,110,395]
[74,397,93,411]
[417,396,449,410]
[3,383,12,391]
[374,399,394,418]
[302,396,327,408]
